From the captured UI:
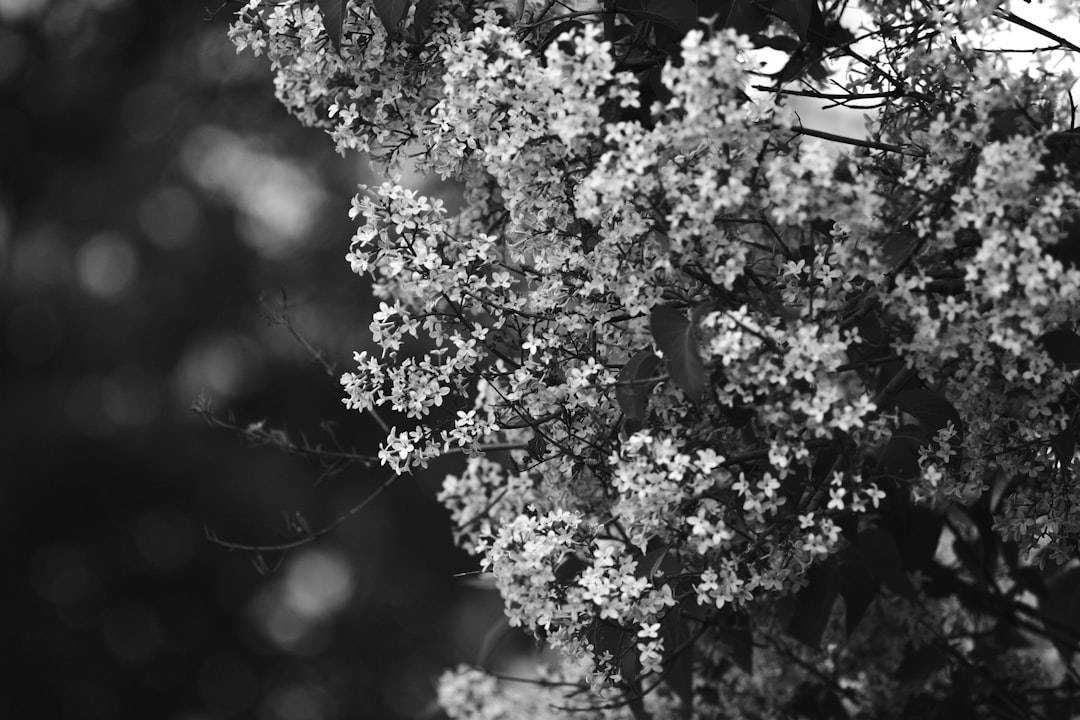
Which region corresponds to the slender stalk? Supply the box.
[791,125,923,156]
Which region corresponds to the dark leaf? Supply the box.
[787,682,850,720]
[837,554,879,635]
[918,278,967,295]
[649,305,707,403]
[372,0,409,35]
[872,476,908,519]
[642,0,699,33]
[769,0,814,42]
[991,616,1031,650]
[954,227,982,248]
[963,495,998,571]
[853,304,885,345]
[1011,566,1049,606]
[987,107,1032,143]
[876,430,922,479]
[1051,217,1080,270]
[1039,328,1080,371]
[1042,566,1080,661]
[893,388,964,442]
[699,0,769,36]
[853,526,916,598]
[411,0,436,42]
[555,552,588,586]
[526,432,547,461]
[756,34,802,52]
[899,695,937,720]
[609,22,636,43]
[477,617,514,669]
[250,552,271,576]
[898,507,944,573]
[786,564,839,649]
[950,530,990,591]
[1050,416,1078,470]
[627,692,649,720]
[316,0,347,51]
[616,350,662,422]
[723,0,769,36]
[635,66,669,112]
[660,610,694,716]
[984,691,1026,720]
[774,43,824,82]
[457,573,498,591]
[920,561,966,600]
[592,620,640,684]
[815,18,854,47]
[895,643,949,684]
[637,543,679,581]
[539,19,586,52]
[712,613,753,674]
[1000,534,1020,571]
[1044,695,1080,720]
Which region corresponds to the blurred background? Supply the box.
[0,1,509,718]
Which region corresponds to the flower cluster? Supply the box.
[232,0,1080,716]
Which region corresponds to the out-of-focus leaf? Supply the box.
[770,0,814,42]
[649,305,707,403]
[1039,328,1080,371]
[616,350,662,421]
[372,0,410,35]
[893,388,964,442]
[786,564,839,649]
[316,0,347,50]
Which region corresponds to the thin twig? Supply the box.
[260,290,392,433]
[994,9,1080,54]
[205,472,399,553]
[792,125,923,156]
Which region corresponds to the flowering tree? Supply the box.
[228,0,1080,716]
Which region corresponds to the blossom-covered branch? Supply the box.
[229,0,1080,716]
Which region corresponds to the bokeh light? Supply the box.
[1,3,495,719]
